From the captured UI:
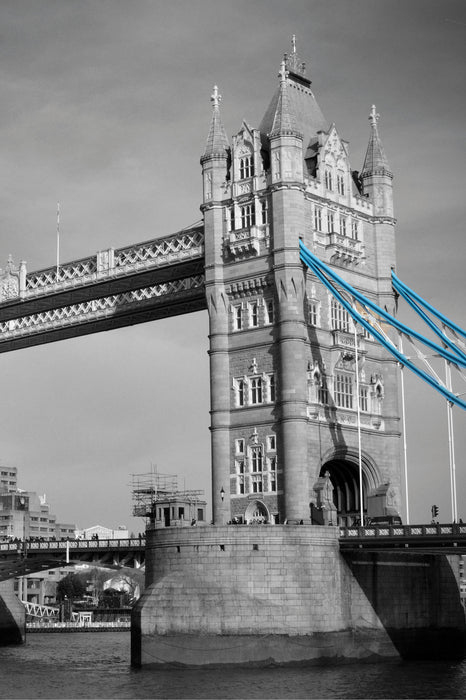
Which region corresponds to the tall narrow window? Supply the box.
[235,379,245,407]
[251,446,263,473]
[314,206,322,231]
[337,173,345,195]
[331,299,351,332]
[233,304,242,331]
[339,217,347,236]
[325,170,333,190]
[309,302,319,327]
[268,374,275,402]
[261,199,269,225]
[266,435,276,451]
[235,438,245,454]
[239,155,254,180]
[241,204,254,228]
[250,377,263,405]
[249,301,259,328]
[230,206,235,231]
[335,373,353,409]
[359,386,369,412]
[351,219,359,240]
[318,379,329,405]
[265,299,274,325]
[327,211,335,233]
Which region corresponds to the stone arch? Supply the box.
[318,448,381,526]
[244,499,270,524]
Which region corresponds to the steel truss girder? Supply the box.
[0,260,207,353]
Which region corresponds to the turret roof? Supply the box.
[202,85,229,159]
[361,105,392,176]
[260,39,328,150]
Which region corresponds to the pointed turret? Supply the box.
[361,105,392,177]
[269,60,302,139]
[200,85,230,205]
[361,105,394,217]
[268,60,303,184]
[201,85,229,161]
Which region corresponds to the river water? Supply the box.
[1,632,466,699]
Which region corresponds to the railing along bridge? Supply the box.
[0,225,205,352]
[0,537,145,581]
[339,522,466,554]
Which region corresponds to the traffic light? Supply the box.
[431,505,439,519]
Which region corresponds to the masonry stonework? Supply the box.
[132,526,465,667]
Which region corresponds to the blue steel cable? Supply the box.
[298,241,466,410]
[392,270,466,340]
[299,241,466,368]
[391,278,466,362]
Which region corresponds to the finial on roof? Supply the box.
[369,104,380,128]
[284,35,306,76]
[279,59,288,83]
[211,85,221,109]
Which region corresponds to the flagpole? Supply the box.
[354,318,364,526]
[56,202,60,282]
[445,360,458,522]
[399,334,410,524]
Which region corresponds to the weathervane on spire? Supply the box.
[211,85,221,109]
[369,104,380,127]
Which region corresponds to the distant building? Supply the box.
[77,525,129,540]
[0,467,76,540]
[0,465,17,492]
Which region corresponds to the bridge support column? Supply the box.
[0,579,25,645]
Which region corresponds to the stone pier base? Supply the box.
[0,579,25,646]
[132,525,466,667]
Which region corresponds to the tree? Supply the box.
[56,573,86,602]
[98,587,131,608]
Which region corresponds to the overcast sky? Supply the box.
[0,0,464,532]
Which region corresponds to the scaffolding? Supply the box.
[131,471,204,519]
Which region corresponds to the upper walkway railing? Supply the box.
[0,225,204,303]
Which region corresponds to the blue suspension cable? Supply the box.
[391,277,466,362]
[392,271,466,340]
[299,240,466,410]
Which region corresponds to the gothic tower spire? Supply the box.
[361,105,391,176]
[361,104,394,217]
[269,60,302,138]
[202,85,229,160]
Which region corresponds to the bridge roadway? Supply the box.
[339,522,466,554]
[1,524,466,583]
[0,537,145,581]
[0,225,206,353]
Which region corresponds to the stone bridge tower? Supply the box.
[201,40,401,527]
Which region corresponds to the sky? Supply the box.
[0,0,464,532]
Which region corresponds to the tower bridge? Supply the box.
[1,38,465,664]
